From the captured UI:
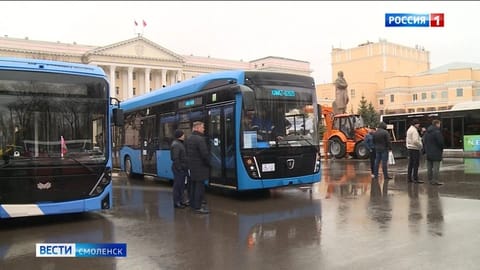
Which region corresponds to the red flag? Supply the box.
[134,20,138,26]
[143,20,147,27]
[60,136,68,157]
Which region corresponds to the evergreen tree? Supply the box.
[357,96,380,128]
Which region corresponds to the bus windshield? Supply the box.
[0,70,108,167]
[241,85,317,149]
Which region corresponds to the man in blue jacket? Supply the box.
[364,127,376,177]
[372,122,393,180]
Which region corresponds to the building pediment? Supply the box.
[85,36,184,62]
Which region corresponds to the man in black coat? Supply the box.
[171,130,188,209]
[372,122,393,180]
[185,121,211,214]
[423,119,444,185]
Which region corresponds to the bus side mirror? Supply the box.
[112,108,124,126]
[237,85,255,111]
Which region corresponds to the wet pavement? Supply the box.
[1,157,480,269]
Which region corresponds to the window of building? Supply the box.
[149,74,152,81]
[441,91,448,99]
[417,108,425,112]
[431,92,437,99]
[115,71,119,79]
[133,72,136,80]
[115,86,119,95]
[427,107,436,111]
[408,109,415,113]
[412,94,418,101]
[456,88,463,97]
[474,88,480,96]
[390,95,394,102]
[379,99,384,105]
[133,87,136,95]
[350,89,355,98]
[421,93,427,100]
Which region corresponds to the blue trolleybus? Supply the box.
[0,57,122,218]
[118,70,321,190]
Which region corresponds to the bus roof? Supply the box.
[120,69,315,112]
[120,70,247,112]
[382,101,480,119]
[0,57,106,77]
[450,101,480,111]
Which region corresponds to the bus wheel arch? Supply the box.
[329,136,346,159]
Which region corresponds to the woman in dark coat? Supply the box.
[185,121,211,214]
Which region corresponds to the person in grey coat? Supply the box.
[423,119,444,185]
[185,121,211,214]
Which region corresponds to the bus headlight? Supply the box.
[243,156,261,179]
[90,169,112,196]
[314,153,321,173]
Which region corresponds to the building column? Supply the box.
[127,66,134,98]
[169,71,176,86]
[176,70,183,83]
[154,70,161,90]
[121,68,128,100]
[161,69,167,87]
[109,65,116,99]
[144,68,151,93]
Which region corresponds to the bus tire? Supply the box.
[125,156,144,179]
[124,156,133,178]
[354,141,369,159]
[329,137,346,159]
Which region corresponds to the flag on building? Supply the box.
[143,20,147,27]
[134,20,138,26]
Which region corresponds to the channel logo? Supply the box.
[385,13,444,27]
[36,243,127,257]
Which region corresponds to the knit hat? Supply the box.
[411,119,420,125]
[174,130,184,139]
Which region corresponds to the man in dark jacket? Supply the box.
[423,119,444,185]
[372,122,393,180]
[185,121,211,214]
[171,130,188,209]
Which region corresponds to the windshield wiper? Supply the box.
[281,134,315,146]
[65,156,96,173]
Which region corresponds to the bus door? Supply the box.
[207,104,237,189]
[442,117,464,149]
[140,115,157,175]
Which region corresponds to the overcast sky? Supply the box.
[1,1,478,83]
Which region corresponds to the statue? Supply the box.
[332,70,349,115]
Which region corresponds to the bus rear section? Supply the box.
[0,58,113,218]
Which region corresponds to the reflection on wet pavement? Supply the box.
[1,157,480,269]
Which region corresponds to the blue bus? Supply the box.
[0,57,123,218]
[117,70,321,191]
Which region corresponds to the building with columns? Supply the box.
[316,39,480,115]
[0,35,312,101]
